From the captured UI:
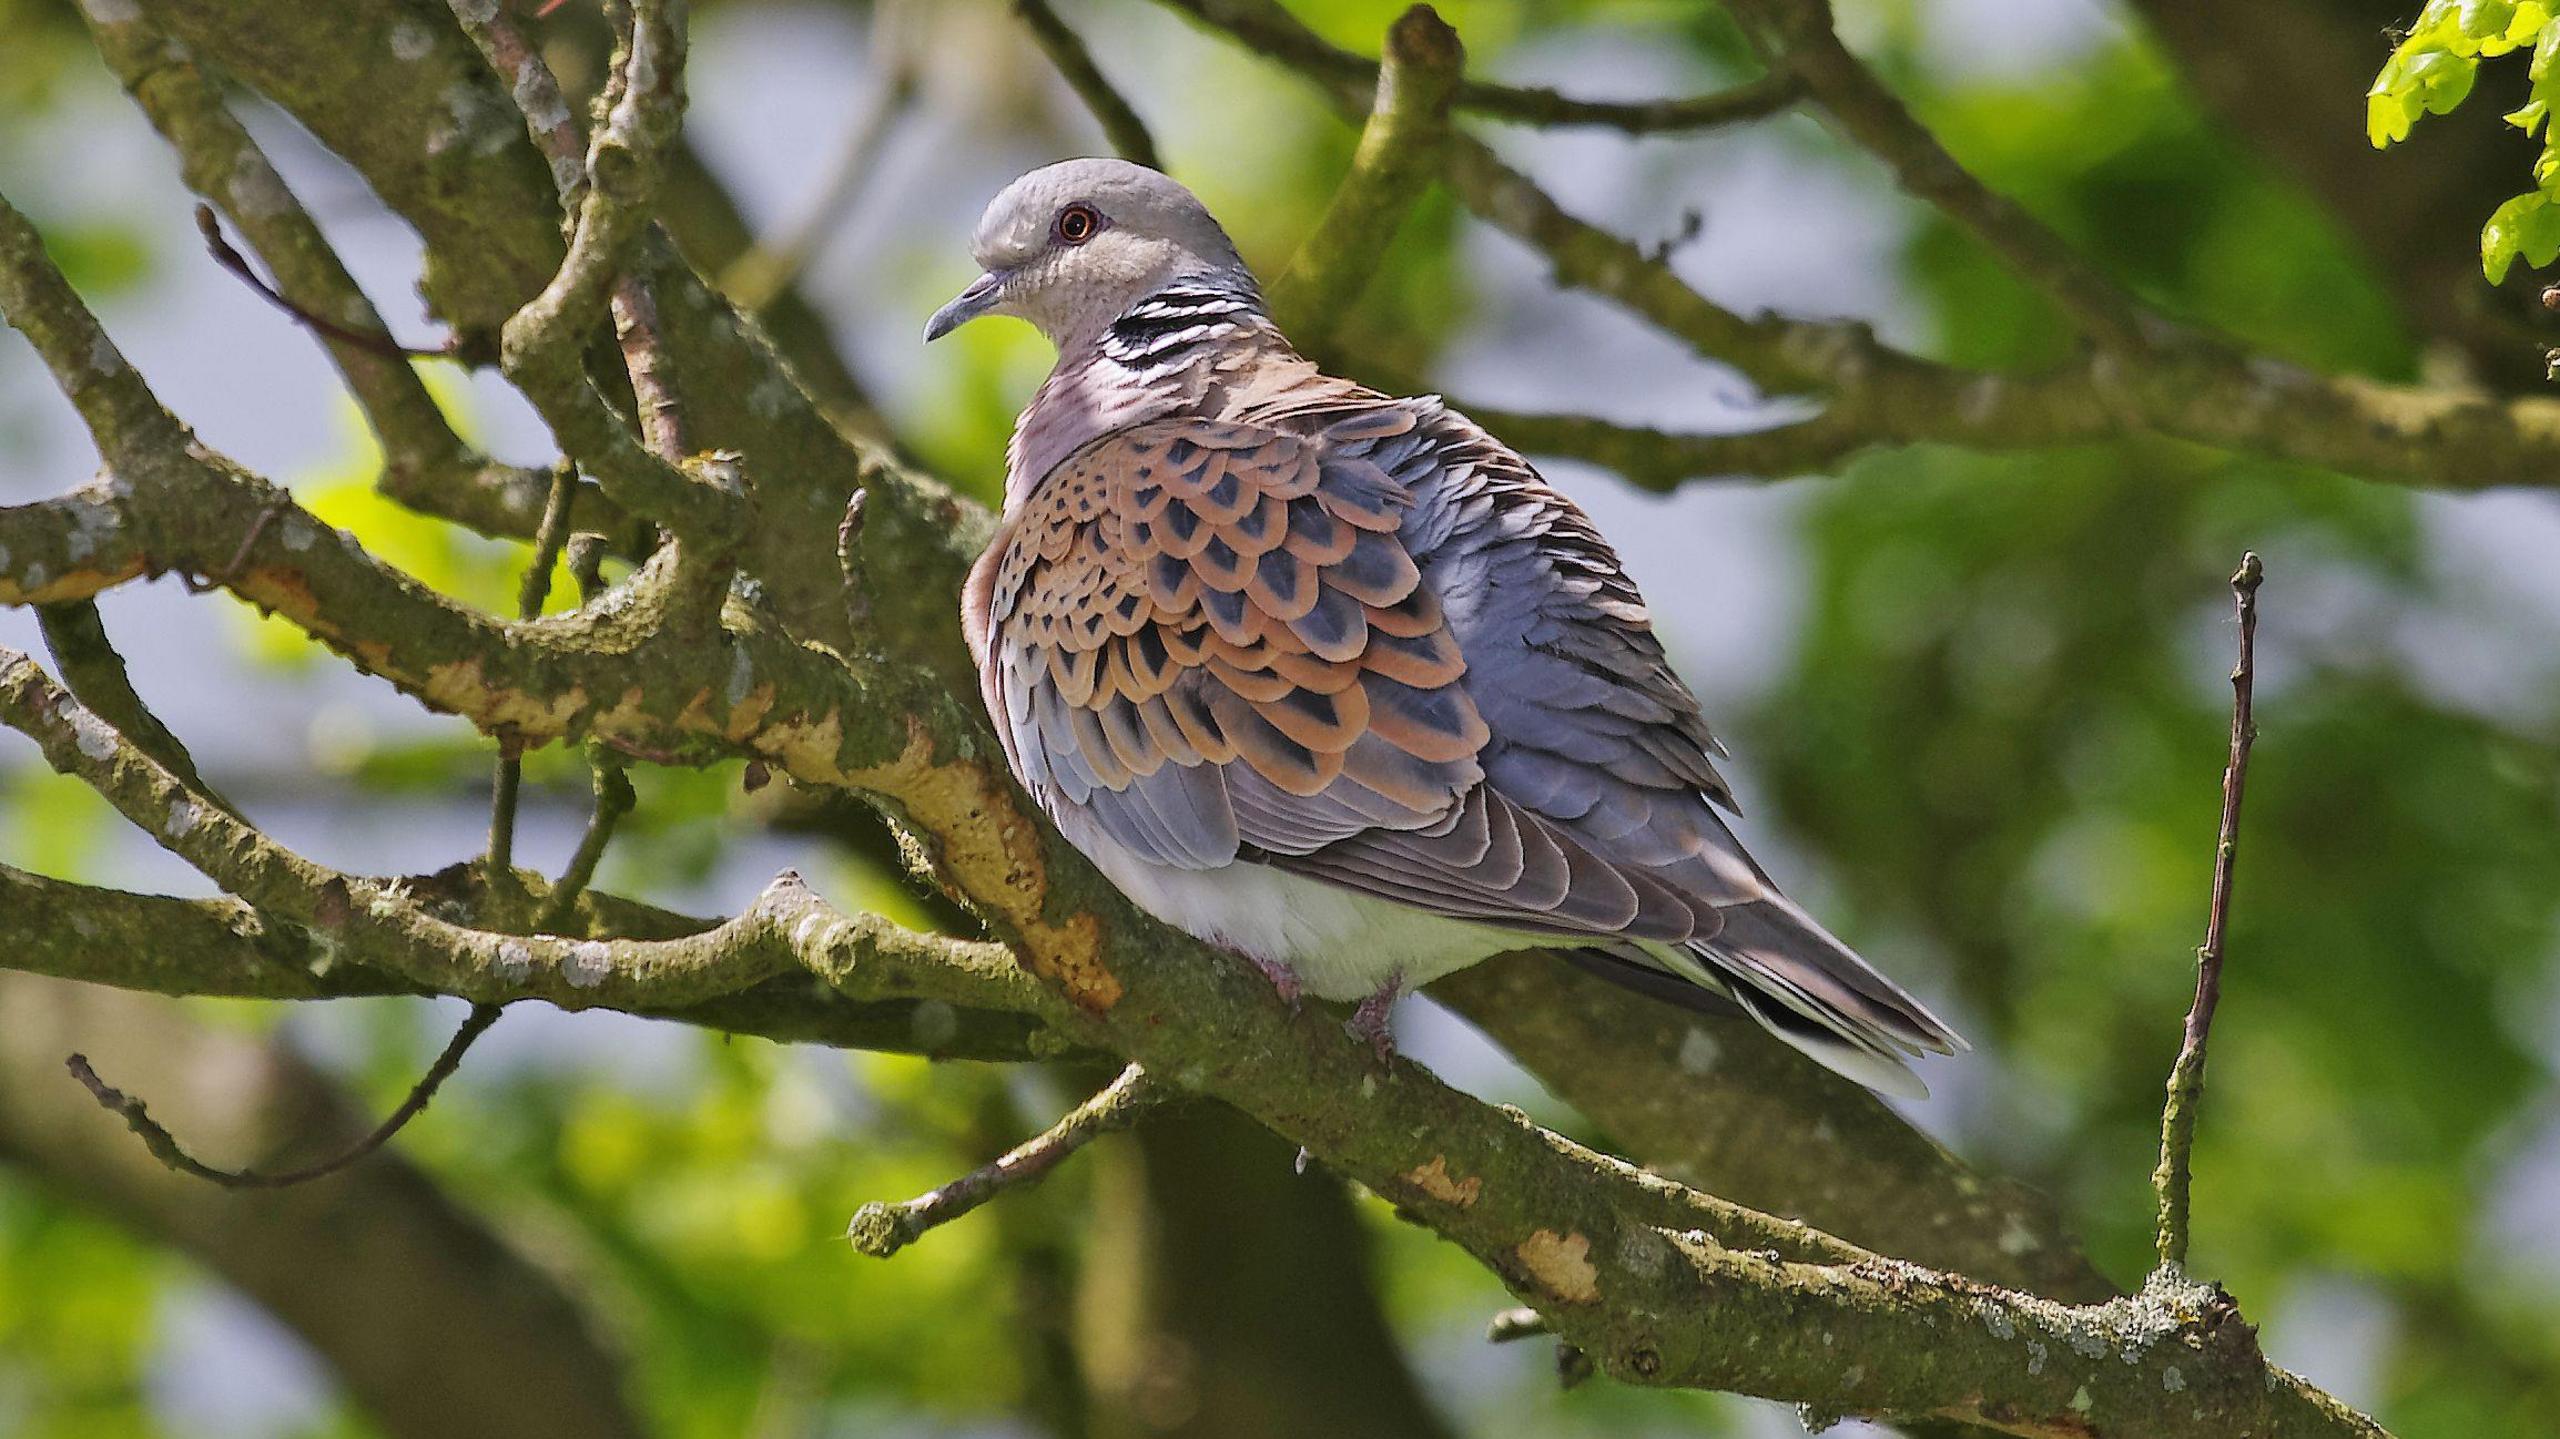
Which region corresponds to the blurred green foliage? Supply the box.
[1,2,2555,1437]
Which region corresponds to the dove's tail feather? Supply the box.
[1563,896,1966,1100]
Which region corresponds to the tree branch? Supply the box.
[0,192,189,469]
[847,1060,1162,1257]
[449,0,735,546]
[2153,552,2263,1271]
[487,464,583,882]
[65,1002,500,1189]
[35,599,226,806]
[3,600,2388,1432]
[1722,0,2148,351]
[1016,0,1161,170]
[0,863,1064,1062]
[1433,955,2115,1304]
[1268,4,1464,352]
[138,0,976,669]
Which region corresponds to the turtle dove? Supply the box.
[930,159,1963,1095]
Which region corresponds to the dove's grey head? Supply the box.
[925,159,1258,348]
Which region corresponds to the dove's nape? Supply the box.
[944,158,1962,1093]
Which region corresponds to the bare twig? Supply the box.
[847,1062,1163,1257]
[517,461,583,620]
[536,759,637,931]
[1015,0,1160,169]
[1268,5,1464,352]
[193,205,452,361]
[65,1003,501,1189]
[487,463,583,885]
[2153,552,2264,1270]
[611,271,690,462]
[176,499,287,595]
[485,738,526,881]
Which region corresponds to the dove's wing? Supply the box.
[1285,400,1965,1077]
[975,413,1485,875]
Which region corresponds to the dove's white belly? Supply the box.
[1084,844,1530,1000]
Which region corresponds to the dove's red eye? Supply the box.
[1055,204,1102,246]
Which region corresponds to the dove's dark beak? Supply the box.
[924,271,1006,342]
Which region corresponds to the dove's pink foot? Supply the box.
[1248,954,1304,1013]
[1346,979,1401,1062]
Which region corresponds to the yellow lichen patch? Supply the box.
[0,561,143,606]
[1404,1156,1482,1208]
[724,682,776,742]
[673,686,717,733]
[589,685,651,737]
[849,718,1120,1013]
[1517,1230,1600,1305]
[418,657,588,737]
[235,566,322,625]
[757,706,851,785]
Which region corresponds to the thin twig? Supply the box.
[847,1062,1162,1257]
[1268,5,1464,353]
[486,463,582,886]
[2152,552,2263,1270]
[1015,0,1160,169]
[192,205,452,361]
[1720,0,2147,352]
[535,759,636,931]
[611,272,690,462]
[485,740,524,879]
[65,1003,502,1189]
[176,499,285,595]
[516,460,583,620]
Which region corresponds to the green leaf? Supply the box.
[2368,45,2481,145]
[2412,47,2481,112]
[2457,0,2518,40]
[2479,189,2560,278]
